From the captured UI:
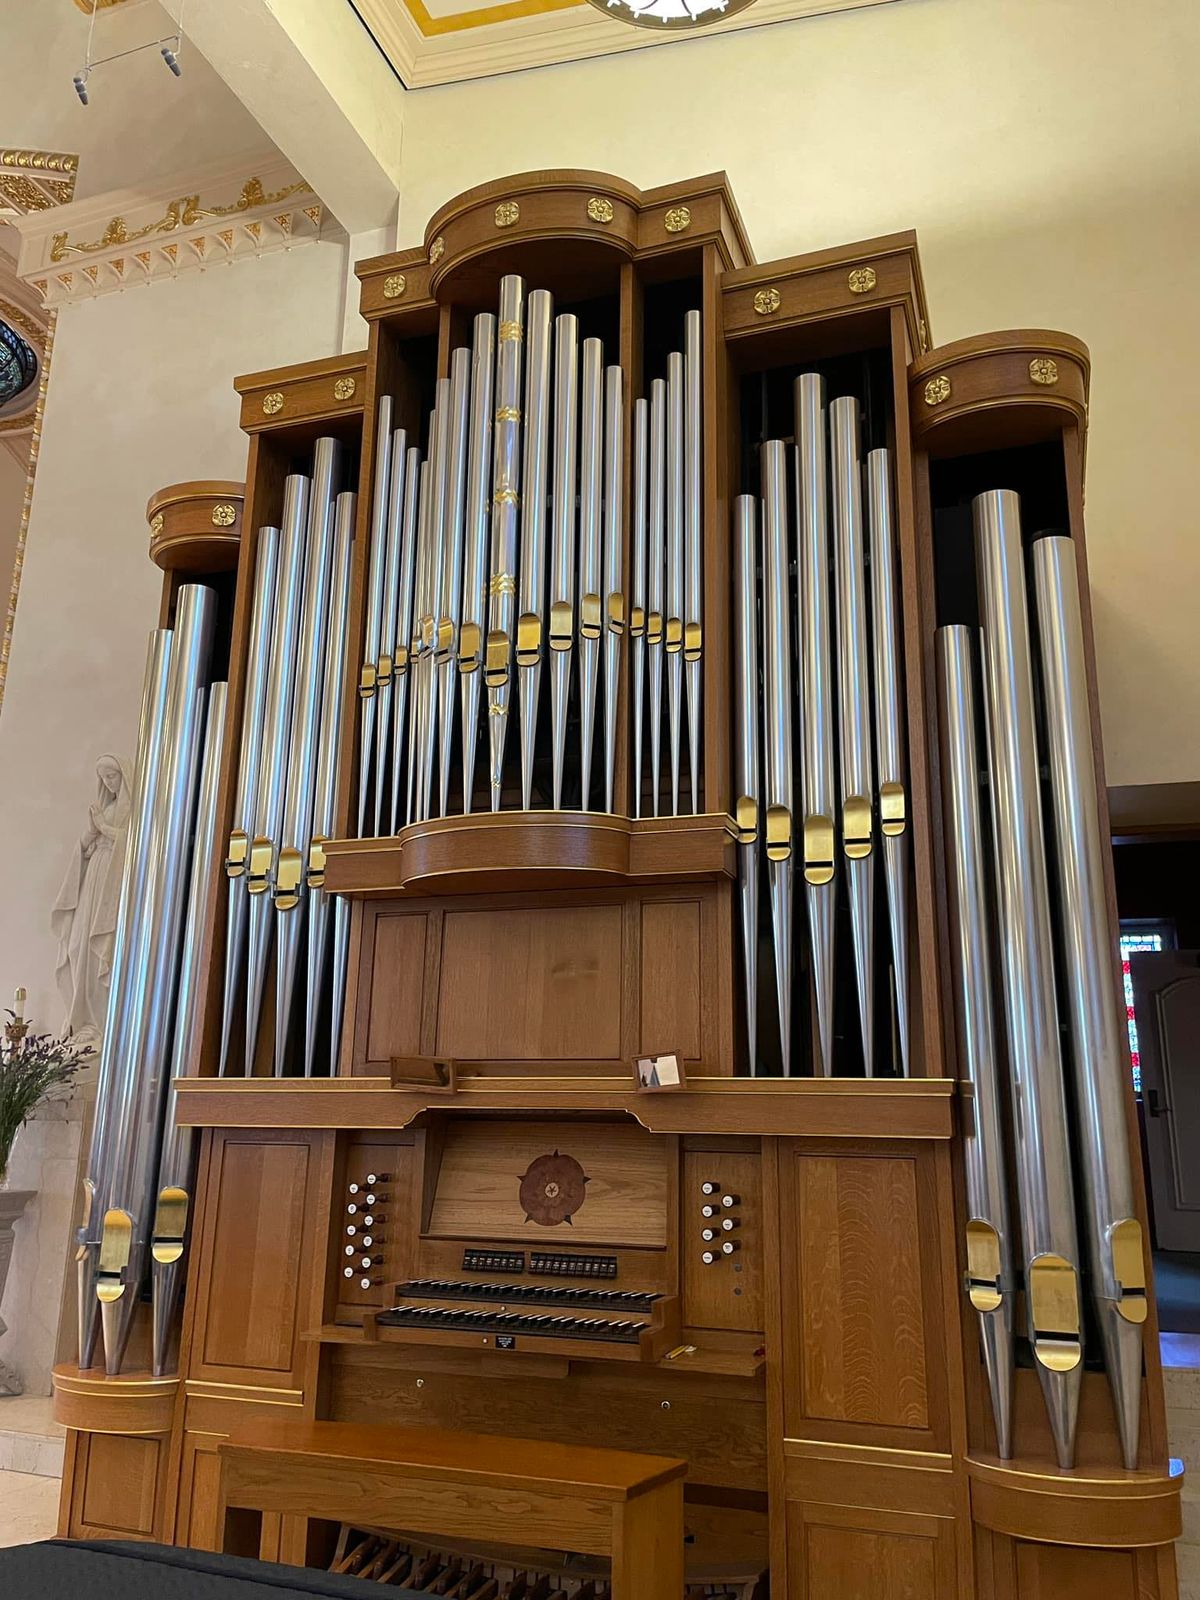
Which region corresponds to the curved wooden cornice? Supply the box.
[357,169,754,321]
[909,329,1089,456]
[146,480,245,574]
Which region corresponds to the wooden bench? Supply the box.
[215,1419,687,1599]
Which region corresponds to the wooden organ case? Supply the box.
[53,172,1182,1600]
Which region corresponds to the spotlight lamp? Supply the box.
[72,0,187,106]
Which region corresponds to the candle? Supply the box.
[13,988,24,1023]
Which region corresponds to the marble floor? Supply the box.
[0,1469,58,1548]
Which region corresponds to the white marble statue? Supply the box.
[50,754,132,1049]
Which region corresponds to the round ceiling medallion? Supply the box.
[587,0,756,27]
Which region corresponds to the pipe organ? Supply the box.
[54,174,1180,1600]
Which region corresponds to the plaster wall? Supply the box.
[397,0,1200,790]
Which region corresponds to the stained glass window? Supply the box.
[1120,928,1168,1094]
[0,318,37,409]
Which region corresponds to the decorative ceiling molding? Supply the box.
[0,150,79,217]
[353,0,902,88]
[12,153,338,308]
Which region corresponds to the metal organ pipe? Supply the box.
[936,625,1016,1460]
[733,494,760,1075]
[419,377,451,824]
[218,526,278,1076]
[151,679,227,1377]
[974,487,1083,1471]
[646,379,666,818]
[549,312,578,810]
[357,396,393,835]
[307,490,357,1077]
[409,442,435,827]
[578,336,604,808]
[459,314,496,815]
[831,397,875,1075]
[794,375,836,1078]
[99,582,215,1375]
[485,275,526,809]
[274,439,342,1073]
[630,398,648,820]
[868,448,910,1076]
[602,364,624,815]
[373,429,406,836]
[516,290,553,811]
[665,351,685,817]
[760,441,793,1074]
[1033,532,1146,1470]
[245,474,309,1072]
[78,627,173,1370]
[437,349,472,818]
[683,309,703,813]
[390,449,421,835]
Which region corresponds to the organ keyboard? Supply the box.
[373,1276,677,1359]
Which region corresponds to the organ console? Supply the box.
[51,173,1181,1599]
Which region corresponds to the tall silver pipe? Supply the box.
[437,349,472,817]
[305,490,357,1077]
[79,628,172,1368]
[630,398,648,821]
[549,312,578,810]
[647,379,666,819]
[389,449,421,834]
[373,429,407,836]
[459,314,496,815]
[665,351,685,817]
[329,896,351,1076]
[218,526,279,1077]
[831,397,875,1074]
[419,377,451,824]
[245,474,309,1074]
[795,375,836,1077]
[975,488,1083,1470]
[99,583,214,1375]
[577,336,604,809]
[868,448,910,1076]
[407,451,433,827]
[602,364,625,815]
[273,444,340,1074]
[734,495,760,1075]
[761,442,793,1073]
[357,396,393,835]
[1034,533,1146,1470]
[151,679,227,1377]
[683,310,703,813]
[485,275,526,809]
[936,627,1016,1460]
[517,290,553,810]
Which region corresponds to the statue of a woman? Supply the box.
[50,754,133,1049]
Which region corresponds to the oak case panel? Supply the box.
[188,1130,333,1390]
[349,884,733,1074]
[788,1501,956,1600]
[777,1140,950,1451]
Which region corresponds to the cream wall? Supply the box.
[398,0,1200,791]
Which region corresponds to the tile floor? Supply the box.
[0,1469,59,1548]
